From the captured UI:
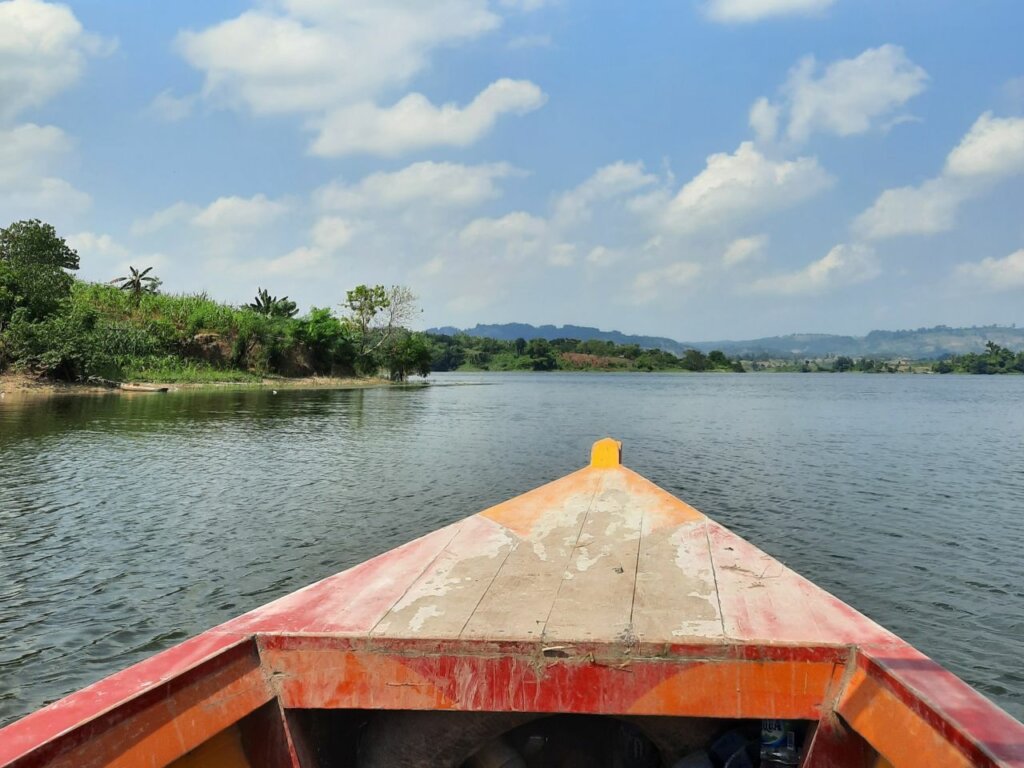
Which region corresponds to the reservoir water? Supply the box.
[1,372,1022,727]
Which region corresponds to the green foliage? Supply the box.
[290,307,357,374]
[0,219,79,328]
[0,221,423,384]
[933,341,1024,374]
[424,334,744,373]
[111,266,161,303]
[383,332,433,381]
[248,287,298,318]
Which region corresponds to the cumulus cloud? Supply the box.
[0,0,115,122]
[131,201,198,235]
[752,46,927,144]
[944,112,1024,178]
[310,216,354,252]
[309,79,545,157]
[654,141,832,233]
[0,123,90,220]
[704,0,835,23]
[554,161,658,227]
[148,90,196,122]
[747,243,879,295]
[175,1,546,155]
[955,249,1024,292]
[723,234,768,266]
[629,261,702,304]
[854,179,966,239]
[856,113,1024,239]
[176,1,500,115]
[316,161,519,211]
[459,211,547,256]
[192,194,288,229]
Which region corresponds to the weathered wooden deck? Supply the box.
[1,438,1022,767]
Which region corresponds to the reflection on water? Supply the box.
[1,373,1023,725]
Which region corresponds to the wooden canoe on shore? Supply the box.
[118,383,169,393]
[1,438,1022,767]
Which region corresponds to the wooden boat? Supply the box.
[118,383,169,393]
[1,438,1022,767]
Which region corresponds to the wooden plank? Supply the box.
[707,521,898,646]
[632,519,724,646]
[460,472,600,641]
[370,516,517,639]
[543,471,642,643]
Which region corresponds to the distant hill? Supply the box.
[427,323,1024,359]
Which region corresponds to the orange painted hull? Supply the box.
[1,439,1021,767]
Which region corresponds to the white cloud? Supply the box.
[747,243,879,295]
[148,90,196,122]
[0,123,89,219]
[657,141,832,233]
[177,1,500,116]
[723,234,768,266]
[955,249,1024,292]
[264,246,325,276]
[704,0,835,23]
[507,34,552,50]
[0,122,71,184]
[630,261,702,304]
[554,161,658,226]
[316,161,518,210]
[945,112,1024,178]
[585,245,622,268]
[67,231,128,260]
[856,112,1024,239]
[309,79,545,157]
[176,3,549,155]
[854,178,966,239]
[749,97,780,144]
[499,0,554,10]
[310,216,353,252]
[192,194,288,229]
[756,46,927,144]
[459,211,547,256]
[131,201,198,235]
[0,0,114,122]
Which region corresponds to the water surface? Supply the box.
[1,372,1022,726]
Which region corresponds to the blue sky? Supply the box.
[2,0,1023,339]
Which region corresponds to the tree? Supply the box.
[111,266,161,304]
[680,349,707,371]
[343,284,420,361]
[0,219,79,329]
[834,355,854,372]
[384,332,433,381]
[525,338,557,370]
[248,287,298,318]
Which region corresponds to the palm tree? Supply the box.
[111,266,161,304]
[248,287,298,318]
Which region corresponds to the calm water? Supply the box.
[1,372,1022,726]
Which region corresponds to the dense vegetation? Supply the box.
[426,333,744,372]
[932,342,1024,374]
[0,220,432,383]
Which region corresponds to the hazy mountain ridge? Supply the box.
[427,323,1024,359]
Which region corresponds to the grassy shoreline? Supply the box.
[0,371,394,399]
